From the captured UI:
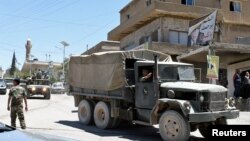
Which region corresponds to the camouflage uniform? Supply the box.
[9,85,27,129]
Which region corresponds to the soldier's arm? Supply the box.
[7,89,13,111]
[23,89,28,111]
[24,97,28,111]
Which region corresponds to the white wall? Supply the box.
[227,60,250,97]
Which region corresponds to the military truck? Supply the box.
[69,50,239,141]
[26,79,51,99]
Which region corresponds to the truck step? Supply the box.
[132,120,151,126]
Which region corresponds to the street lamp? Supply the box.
[60,41,69,81]
[48,61,53,80]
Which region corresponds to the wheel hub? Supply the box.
[164,119,179,137]
[97,109,105,121]
[80,107,87,117]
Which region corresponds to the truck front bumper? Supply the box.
[188,109,239,123]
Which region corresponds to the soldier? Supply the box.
[140,69,152,82]
[7,78,28,129]
[233,69,241,98]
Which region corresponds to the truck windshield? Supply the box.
[28,80,50,85]
[177,66,195,81]
[159,65,195,81]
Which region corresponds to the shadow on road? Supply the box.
[27,97,45,100]
[56,120,205,141]
[71,110,78,113]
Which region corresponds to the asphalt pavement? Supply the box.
[0,92,249,141]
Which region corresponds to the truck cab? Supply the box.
[133,60,239,140]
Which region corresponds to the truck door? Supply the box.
[135,66,157,109]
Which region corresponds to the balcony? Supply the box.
[150,42,188,55]
[108,1,215,41]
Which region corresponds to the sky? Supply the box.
[0,0,131,70]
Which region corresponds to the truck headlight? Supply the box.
[199,95,204,102]
[167,90,175,99]
[42,88,47,92]
[32,87,36,91]
[183,101,191,112]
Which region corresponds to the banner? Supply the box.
[207,55,219,79]
[188,10,217,47]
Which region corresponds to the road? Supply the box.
[0,92,250,141]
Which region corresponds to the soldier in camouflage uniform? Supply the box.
[7,78,28,129]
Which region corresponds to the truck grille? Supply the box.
[200,92,226,112]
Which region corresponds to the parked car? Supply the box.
[0,78,7,95]
[51,82,65,94]
[0,122,78,141]
[4,78,13,89]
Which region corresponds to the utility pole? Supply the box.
[60,41,69,82]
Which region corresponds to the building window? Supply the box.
[230,1,241,12]
[127,14,130,19]
[146,0,152,6]
[169,30,188,45]
[181,0,194,5]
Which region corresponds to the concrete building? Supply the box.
[108,0,250,97]
[82,41,120,55]
[21,39,62,80]
[25,38,32,61]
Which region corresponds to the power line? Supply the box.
[0,0,63,29]
[72,18,116,44]
[0,13,98,27]
[0,0,43,26]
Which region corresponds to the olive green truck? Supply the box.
[69,50,239,141]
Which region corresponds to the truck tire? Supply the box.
[199,118,227,138]
[78,100,94,125]
[45,93,51,100]
[94,101,113,129]
[44,93,51,100]
[159,110,190,141]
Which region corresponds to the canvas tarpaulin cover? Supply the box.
[69,50,171,91]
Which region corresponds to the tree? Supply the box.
[9,52,17,76]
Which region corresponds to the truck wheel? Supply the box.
[78,100,94,125]
[159,110,190,141]
[44,93,51,100]
[199,118,227,138]
[94,101,113,129]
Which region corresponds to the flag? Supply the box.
[206,55,219,79]
[187,10,217,47]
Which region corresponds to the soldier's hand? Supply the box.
[25,106,28,111]
[146,73,152,78]
[7,106,10,111]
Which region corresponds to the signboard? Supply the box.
[206,55,219,79]
[188,10,217,47]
